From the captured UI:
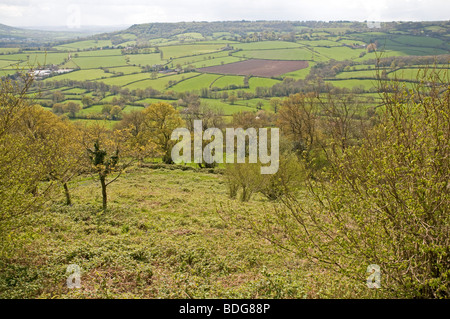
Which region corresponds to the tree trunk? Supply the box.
[100,175,107,210]
[63,182,71,206]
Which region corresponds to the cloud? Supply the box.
[1,0,448,27]
[0,4,25,18]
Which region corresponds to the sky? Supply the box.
[0,0,448,28]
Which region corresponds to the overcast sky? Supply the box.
[0,0,449,28]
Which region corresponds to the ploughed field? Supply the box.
[197,59,309,77]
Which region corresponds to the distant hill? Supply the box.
[106,20,450,44]
[0,23,99,46]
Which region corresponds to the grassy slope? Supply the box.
[1,166,372,298]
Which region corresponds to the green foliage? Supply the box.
[270,68,450,298]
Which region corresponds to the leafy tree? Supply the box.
[277,93,319,160]
[81,95,94,108]
[83,125,133,210]
[110,105,122,120]
[114,110,157,164]
[52,103,65,115]
[52,91,65,103]
[63,101,81,118]
[263,67,450,298]
[142,102,185,164]
[18,106,85,205]
[0,73,56,257]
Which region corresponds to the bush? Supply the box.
[271,67,450,298]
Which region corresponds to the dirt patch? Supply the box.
[197,59,309,77]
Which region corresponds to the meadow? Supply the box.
[0,165,373,299]
[0,22,447,135]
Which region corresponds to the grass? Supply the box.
[75,49,123,57]
[169,51,230,67]
[393,35,444,47]
[160,44,225,59]
[211,75,245,89]
[234,48,314,61]
[200,98,255,115]
[325,79,378,90]
[313,46,365,60]
[248,77,281,91]
[122,105,145,113]
[124,72,200,91]
[282,61,314,79]
[126,54,164,67]
[106,66,142,75]
[44,69,114,82]
[0,48,20,54]
[335,70,378,79]
[95,73,153,86]
[55,40,113,51]
[169,74,222,92]
[188,56,242,69]
[1,166,373,298]
[71,56,127,69]
[0,52,70,67]
[77,104,104,115]
[135,98,175,106]
[233,41,303,50]
[297,40,341,47]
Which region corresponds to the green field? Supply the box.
[44,69,114,81]
[160,44,225,59]
[313,46,365,60]
[125,72,201,91]
[170,74,222,92]
[126,53,165,66]
[188,56,242,69]
[106,66,143,75]
[233,41,303,50]
[325,79,378,90]
[283,61,314,79]
[211,75,245,89]
[71,56,127,69]
[55,40,113,51]
[0,52,70,67]
[200,98,256,115]
[234,48,315,61]
[75,49,123,57]
[335,69,378,79]
[95,72,153,86]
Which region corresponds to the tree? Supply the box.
[81,95,93,108]
[110,105,122,120]
[269,97,282,113]
[317,92,363,151]
[0,73,59,257]
[52,91,65,103]
[114,110,157,164]
[52,103,65,115]
[277,93,319,159]
[83,125,133,210]
[180,103,225,168]
[259,67,450,298]
[18,106,85,205]
[142,102,185,164]
[228,94,238,105]
[63,102,81,118]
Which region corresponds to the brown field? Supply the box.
[197,59,309,77]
